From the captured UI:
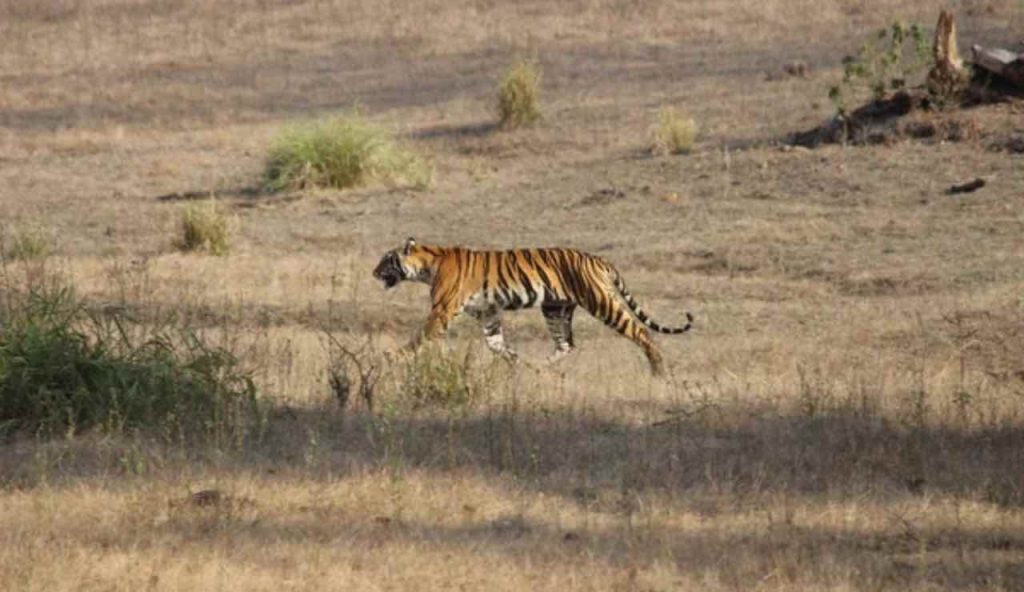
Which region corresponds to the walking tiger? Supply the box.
[373,238,693,375]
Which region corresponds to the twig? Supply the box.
[325,332,380,411]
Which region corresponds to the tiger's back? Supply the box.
[441,247,603,309]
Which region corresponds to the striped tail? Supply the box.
[613,274,693,334]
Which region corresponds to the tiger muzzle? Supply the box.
[373,255,402,289]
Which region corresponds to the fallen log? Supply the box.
[971,44,1024,87]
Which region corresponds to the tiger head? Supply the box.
[373,238,438,289]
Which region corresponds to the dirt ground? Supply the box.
[2,1,1024,590]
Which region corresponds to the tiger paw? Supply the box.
[546,347,576,364]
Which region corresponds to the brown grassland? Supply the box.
[3,0,1024,590]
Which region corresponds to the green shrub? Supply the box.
[0,276,262,441]
[263,114,431,192]
[399,344,473,408]
[2,226,52,261]
[497,59,542,129]
[653,107,697,155]
[179,199,230,255]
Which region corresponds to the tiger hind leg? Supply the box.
[542,302,577,362]
[621,321,665,376]
[610,317,667,372]
[582,295,666,376]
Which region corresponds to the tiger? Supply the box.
[372,238,693,375]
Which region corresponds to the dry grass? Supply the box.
[178,199,231,255]
[497,59,542,129]
[2,0,1024,590]
[653,106,697,155]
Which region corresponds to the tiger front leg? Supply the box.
[477,310,518,363]
[384,309,457,367]
[407,308,457,351]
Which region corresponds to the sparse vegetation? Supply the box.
[397,344,474,409]
[497,59,542,129]
[828,21,931,115]
[653,106,697,154]
[179,199,231,255]
[325,333,380,411]
[0,273,262,441]
[263,114,431,192]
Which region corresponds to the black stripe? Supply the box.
[482,252,490,295]
[530,252,554,295]
[519,251,538,308]
[565,253,591,306]
[595,291,610,320]
[611,306,625,327]
[508,290,523,309]
[500,254,520,309]
[547,251,575,299]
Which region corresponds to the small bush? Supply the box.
[0,276,262,441]
[653,107,697,155]
[263,114,431,192]
[2,226,52,261]
[399,344,473,408]
[497,59,542,129]
[828,21,931,115]
[179,199,230,255]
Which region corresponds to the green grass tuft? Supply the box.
[497,59,542,129]
[263,114,431,192]
[653,107,697,155]
[179,199,231,256]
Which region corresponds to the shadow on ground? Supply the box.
[256,403,1024,508]
[142,507,1024,589]
[9,397,1022,507]
[8,396,1024,587]
[154,186,265,202]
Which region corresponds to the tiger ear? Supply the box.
[403,237,416,255]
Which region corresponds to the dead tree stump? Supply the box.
[926,9,970,101]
